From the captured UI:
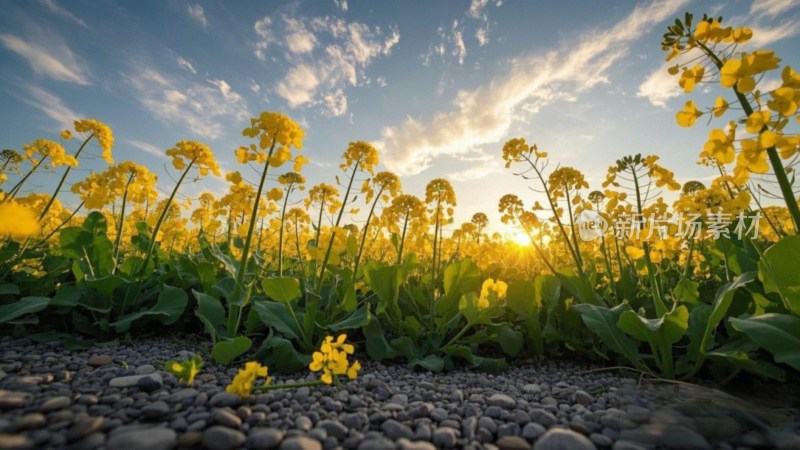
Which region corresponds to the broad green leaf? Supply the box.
[556,269,600,305]
[0,284,20,296]
[255,335,310,373]
[193,290,226,342]
[730,313,800,370]
[444,345,508,372]
[672,278,700,305]
[618,306,689,347]
[573,303,643,369]
[535,274,561,310]
[329,305,370,332]
[364,313,397,361]
[50,285,82,308]
[443,259,481,298]
[0,296,50,324]
[82,211,108,234]
[495,323,523,356]
[111,284,188,332]
[252,299,303,342]
[262,277,302,303]
[758,235,800,316]
[364,263,406,318]
[85,276,126,300]
[211,336,252,365]
[707,336,785,381]
[698,272,756,357]
[506,280,537,318]
[684,303,712,366]
[458,292,488,326]
[410,354,444,372]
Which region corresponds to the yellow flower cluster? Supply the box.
[226,361,271,398]
[71,161,158,209]
[720,51,781,94]
[74,119,115,164]
[362,171,401,204]
[305,183,341,214]
[692,20,752,45]
[24,139,76,168]
[165,355,203,385]
[309,334,361,385]
[240,112,305,168]
[501,138,548,168]
[166,141,221,176]
[548,167,589,199]
[0,201,40,239]
[340,141,379,174]
[478,278,508,309]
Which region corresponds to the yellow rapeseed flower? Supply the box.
[0,202,40,238]
[226,361,270,398]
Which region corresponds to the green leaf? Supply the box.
[0,296,50,324]
[252,298,303,341]
[706,337,785,381]
[495,323,523,356]
[443,259,481,298]
[364,313,397,361]
[535,274,561,310]
[730,313,800,370]
[364,263,406,318]
[0,284,20,296]
[50,285,82,308]
[262,277,302,303]
[506,280,537,318]
[458,292,488,326]
[556,269,600,305]
[672,278,700,305]
[410,354,444,372]
[255,335,310,373]
[85,276,126,300]
[193,290,227,342]
[329,305,369,332]
[573,303,643,369]
[698,272,755,358]
[758,235,800,316]
[211,336,252,365]
[111,284,188,332]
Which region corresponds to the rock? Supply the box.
[87,355,112,367]
[177,431,202,448]
[280,436,322,450]
[135,364,156,375]
[658,425,711,450]
[624,406,651,423]
[589,433,613,447]
[0,433,34,450]
[357,438,396,450]
[342,413,368,431]
[137,376,162,393]
[431,427,458,448]
[396,438,435,450]
[611,440,649,450]
[488,393,516,409]
[202,426,246,450]
[170,388,198,404]
[409,403,433,419]
[390,394,408,407]
[106,427,177,450]
[69,432,106,450]
[247,428,285,449]
[39,396,70,412]
[573,390,594,405]
[295,416,312,432]
[529,409,558,427]
[523,384,541,394]
[0,391,29,409]
[430,407,448,422]
[522,422,546,440]
[141,401,169,420]
[208,392,241,408]
[108,373,163,389]
[67,417,105,441]
[769,430,800,450]
[317,420,348,440]
[381,420,414,440]
[533,428,597,450]
[211,408,242,428]
[10,413,45,431]
[497,436,531,450]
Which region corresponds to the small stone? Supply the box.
[357,438,396,450]
[295,416,312,432]
[658,425,710,450]
[11,413,45,431]
[170,389,198,404]
[478,416,497,434]
[0,433,34,450]
[611,440,649,450]
[396,438,435,450]
[341,413,368,431]
[497,436,531,450]
[533,428,597,450]
[409,403,433,419]
[211,408,242,428]
[136,376,162,393]
[177,431,202,448]
[134,365,156,375]
[529,409,558,427]
[141,401,169,420]
[202,426,246,450]
[523,384,541,394]
[522,422,546,440]
[589,433,613,447]
[67,417,105,441]
[430,407,448,422]
[573,390,594,405]
[39,396,70,412]
[209,392,242,408]
[382,420,414,441]
[247,428,284,449]
[317,420,348,440]
[106,428,177,450]
[488,393,516,409]
[108,373,163,389]
[69,432,106,450]
[280,436,322,450]
[624,406,651,423]
[432,427,458,448]
[0,391,29,409]
[87,355,112,367]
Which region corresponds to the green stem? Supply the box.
[354,185,385,278]
[397,214,410,265]
[255,380,325,391]
[39,134,94,221]
[112,173,135,274]
[317,160,361,290]
[278,183,294,277]
[5,156,47,201]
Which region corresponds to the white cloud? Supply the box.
[468,0,489,19]
[249,80,261,93]
[638,1,800,106]
[187,4,207,28]
[377,0,691,176]
[448,161,502,182]
[257,15,399,116]
[126,68,249,139]
[40,0,88,28]
[176,56,197,74]
[21,85,80,129]
[452,21,466,65]
[333,0,349,12]
[1,33,90,85]
[475,24,489,46]
[128,139,168,159]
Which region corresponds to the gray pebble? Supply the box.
[658,425,710,450]
[522,422,546,440]
[247,427,285,449]
[496,436,530,450]
[381,420,414,440]
[67,416,105,441]
[211,408,242,428]
[396,438,435,450]
[529,409,558,427]
[533,428,597,450]
[357,437,396,450]
[317,420,348,440]
[140,401,169,420]
[0,433,33,450]
[281,436,323,450]
[0,390,30,409]
[106,427,177,450]
[68,432,106,450]
[108,373,163,389]
[39,395,71,412]
[202,425,246,450]
[432,427,458,448]
[488,393,516,409]
[209,392,242,408]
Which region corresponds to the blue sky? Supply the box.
[1,0,799,236]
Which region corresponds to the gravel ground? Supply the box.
[0,335,798,450]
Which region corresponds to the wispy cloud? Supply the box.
[377,0,690,176]
[187,4,207,28]
[176,55,197,74]
[128,139,168,159]
[423,0,497,65]
[125,68,249,140]
[333,0,349,12]
[40,0,88,28]
[637,0,800,107]
[255,15,399,116]
[0,33,90,85]
[20,85,80,129]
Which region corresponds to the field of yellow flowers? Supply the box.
[1,13,800,387]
